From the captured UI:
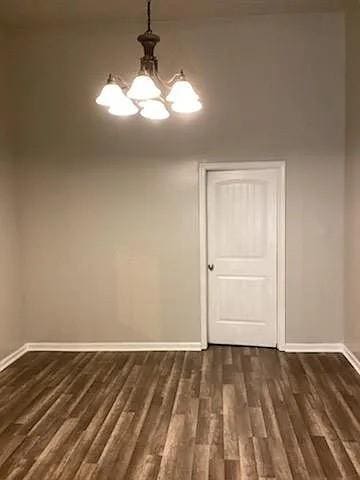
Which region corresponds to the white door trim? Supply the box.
[199,161,286,350]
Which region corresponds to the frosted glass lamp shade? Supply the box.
[127,75,161,101]
[171,99,202,113]
[96,83,125,107]
[140,100,170,120]
[109,97,139,116]
[166,80,199,103]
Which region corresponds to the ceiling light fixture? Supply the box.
[96,0,202,120]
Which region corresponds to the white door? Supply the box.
[207,168,278,347]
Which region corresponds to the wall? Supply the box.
[345,1,360,361]
[0,28,22,361]
[13,13,345,344]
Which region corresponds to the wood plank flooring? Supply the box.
[0,346,359,479]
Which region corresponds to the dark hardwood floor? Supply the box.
[0,346,359,479]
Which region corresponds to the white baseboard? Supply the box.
[1,342,359,377]
[283,343,344,353]
[284,342,360,376]
[342,344,360,376]
[26,342,202,352]
[0,344,28,373]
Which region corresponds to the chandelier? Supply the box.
[96,0,202,120]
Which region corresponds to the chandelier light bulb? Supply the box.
[171,99,203,114]
[96,83,125,107]
[127,75,161,101]
[166,80,200,103]
[140,100,170,120]
[109,97,139,116]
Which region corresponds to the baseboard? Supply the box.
[1,342,359,376]
[342,344,360,376]
[0,344,28,373]
[283,343,344,353]
[26,342,202,352]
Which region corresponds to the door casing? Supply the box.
[199,161,286,350]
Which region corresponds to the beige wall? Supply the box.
[13,13,345,344]
[0,29,22,361]
[345,2,360,361]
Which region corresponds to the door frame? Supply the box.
[199,161,286,350]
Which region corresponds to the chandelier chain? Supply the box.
[147,0,152,32]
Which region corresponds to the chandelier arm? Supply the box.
[114,75,129,89]
[153,72,169,91]
[166,70,186,86]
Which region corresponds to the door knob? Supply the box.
[208,264,215,271]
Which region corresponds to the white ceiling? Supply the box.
[0,0,345,27]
